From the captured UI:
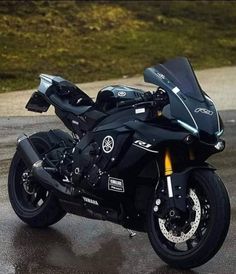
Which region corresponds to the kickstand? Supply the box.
[127,229,137,238]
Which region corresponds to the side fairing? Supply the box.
[124,120,189,147]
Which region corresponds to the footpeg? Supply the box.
[127,229,137,238]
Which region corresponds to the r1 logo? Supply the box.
[134,140,151,148]
[194,108,213,116]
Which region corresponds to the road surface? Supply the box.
[0,111,235,274]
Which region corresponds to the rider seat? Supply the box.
[47,79,94,116]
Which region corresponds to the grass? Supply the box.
[0,1,236,92]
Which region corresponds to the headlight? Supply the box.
[214,140,225,151]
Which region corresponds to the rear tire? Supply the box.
[147,169,230,269]
[8,132,66,228]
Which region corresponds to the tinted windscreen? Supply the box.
[154,57,204,101]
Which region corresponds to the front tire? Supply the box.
[147,169,230,269]
[8,132,66,228]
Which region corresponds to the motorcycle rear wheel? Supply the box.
[147,169,230,269]
[8,132,66,228]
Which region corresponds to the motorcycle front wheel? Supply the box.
[147,169,230,269]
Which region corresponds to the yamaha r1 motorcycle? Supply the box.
[8,57,230,269]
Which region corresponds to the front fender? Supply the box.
[161,163,216,212]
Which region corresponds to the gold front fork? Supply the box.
[164,147,194,199]
[164,148,173,176]
[164,148,174,198]
[165,147,195,175]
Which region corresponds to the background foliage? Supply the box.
[0,1,236,92]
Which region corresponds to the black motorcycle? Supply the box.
[8,57,230,269]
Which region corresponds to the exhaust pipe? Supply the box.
[17,135,74,195]
[17,135,41,168]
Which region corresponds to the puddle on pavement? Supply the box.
[0,159,10,203]
[0,159,10,175]
[3,225,125,274]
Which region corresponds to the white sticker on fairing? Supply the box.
[135,108,145,114]
[72,120,79,125]
[108,177,125,192]
[156,72,166,80]
[172,86,180,94]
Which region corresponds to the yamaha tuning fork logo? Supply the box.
[117,91,126,97]
[102,136,114,153]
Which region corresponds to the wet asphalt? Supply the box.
[0,111,235,274]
